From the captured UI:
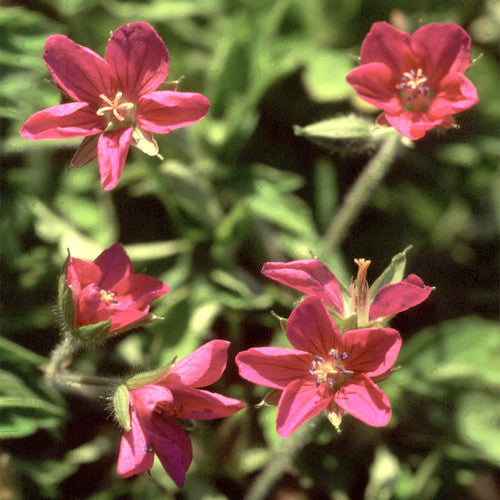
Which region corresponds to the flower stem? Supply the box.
[321,131,401,255]
[44,335,78,382]
[244,416,319,500]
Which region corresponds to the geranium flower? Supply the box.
[20,22,209,190]
[236,297,401,436]
[345,22,478,139]
[62,243,170,340]
[262,257,431,328]
[116,340,245,486]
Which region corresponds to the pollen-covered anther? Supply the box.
[396,68,430,100]
[309,351,352,389]
[96,91,134,122]
[95,285,119,305]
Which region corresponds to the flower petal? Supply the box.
[67,257,101,294]
[108,309,151,334]
[384,111,443,140]
[93,243,134,290]
[276,379,332,437]
[236,347,312,389]
[164,340,229,388]
[412,23,473,85]
[262,260,345,315]
[44,34,114,106]
[106,22,169,102]
[136,91,209,134]
[168,386,244,420]
[369,274,431,320]
[341,328,401,377]
[334,375,391,427]
[430,73,478,116]
[286,297,341,357]
[346,63,402,113]
[150,418,192,488]
[20,103,104,139]
[132,385,174,421]
[359,22,417,77]
[97,127,133,190]
[112,274,170,309]
[117,407,154,477]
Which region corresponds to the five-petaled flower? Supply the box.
[236,297,401,436]
[63,243,170,340]
[117,340,245,486]
[20,22,210,190]
[262,257,431,328]
[345,22,478,139]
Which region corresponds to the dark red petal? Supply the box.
[334,375,391,427]
[164,340,229,388]
[346,63,402,113]
[20,103,104,139]
[76,284,107,326]
[286,297,341,357]
[150,418,192,488]
[341,328,401,377]
[369,274,431,320]
[97,127,133,190]
[106,22,169,102]
[44,34,114,106]
[412,23,472,86]
[113,274,170,309]
[359,22,418,77]
[168,387,244,420]
[261,260,345,314]
[93,243,134,289]
[70,135,99,167]
[430,73,478,116]
[236,347,312,389]
[108,309,150,333]
[384,111,442,140]
[276,379,332,437]
[136,91,209,134]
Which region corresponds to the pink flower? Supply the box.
[345,22,478,139]
[20,22,209,190]
[262,258,431,328]
[65,243,170,338]
[236,297,401,436]
[117,340,245,486]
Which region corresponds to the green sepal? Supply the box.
[369,245,413,301]
[157,76,184,91]
[57,250,76,334]
[113,384,130,431]
[125,363,174,390]
[270,311,287,333]
[75,319,112,343]
[132,127,159,156]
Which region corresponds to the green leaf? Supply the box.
[0,336,47,367]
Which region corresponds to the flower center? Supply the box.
[96,91,135,126]
[309,349,353,391]
[95,286,119,306]
[396,68,431,111]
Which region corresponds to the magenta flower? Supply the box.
[262,258,431,328]
[20,22,209,190]
[117,340,245,486]
[345,22,478,139]
[64,243,170,339]
[236,297,401,436]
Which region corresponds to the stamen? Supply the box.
[95,285,119,305]
[96,92,134,122]
[396,68,431,110]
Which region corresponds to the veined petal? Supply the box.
[164,340,229,388]
[262,260,345,315]
[429,73,478,116]
[112,274,170,309]
[20,103,104,139]
[412,23,473,85]
[137,91,209,133]
[117,408,154,477]
[97,127,133,190]
[346,63,402,113]
[334,375,391,427]
[384,111,443,140]
[168,387,244,420]
[44,34,114,106]
[286,297,341,357]
[150,418,192,488]
[369,274,431,320]
[341,328,401,377]
[276,379,332,437]
[359,22,417,77]
[236,347,312,389]
[93,243,134,289]
[106,22,169,102]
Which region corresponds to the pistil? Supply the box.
[396,68,431,110]
[96,91,135,123]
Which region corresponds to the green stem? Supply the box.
[245,416,319,500]
[321,131,401,255]
[45,336,78,382]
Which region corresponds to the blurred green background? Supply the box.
[1,0,499,498]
